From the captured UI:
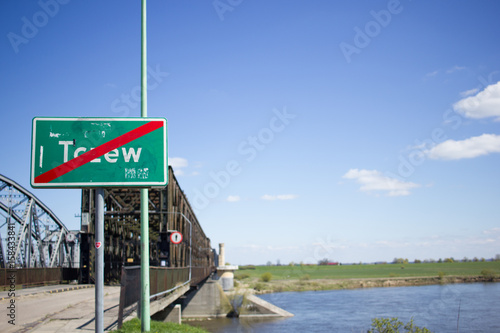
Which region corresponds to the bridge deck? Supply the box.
[0,282,197,332]
[0,285,122,332]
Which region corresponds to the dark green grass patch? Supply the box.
[112,318,209,333]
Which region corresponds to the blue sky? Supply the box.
[1,0,500,265]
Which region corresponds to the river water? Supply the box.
[189,283,500,332]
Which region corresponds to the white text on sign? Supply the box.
[57,141,142,163]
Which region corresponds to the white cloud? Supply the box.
[277,194,298,200]
[168,157,189,175]
[460,87,480,97]
[446,65,465,74]
[343,169,420,196]
[483,227,500,235]
[239,244,300,251]
[453,81,500,120]
[425,70,439,78]
[226,195,241,202]
[425,66,465,78]
[426,134,500,160]
[261,194,298,201]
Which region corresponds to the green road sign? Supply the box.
[31,117,167,188]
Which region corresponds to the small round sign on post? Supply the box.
[170,231,183,244]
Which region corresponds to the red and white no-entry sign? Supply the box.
[170,232,183,244]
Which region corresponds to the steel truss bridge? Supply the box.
[0,174,78,269]
[80,166,215,285]
[0,169,216,325]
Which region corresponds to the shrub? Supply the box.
[239,265,256,270]
[437,271,446,280]
[234,273,250,280]
[253,282,266,291]
[368,317,432,333]
[481,269,497,281]
[260,272,272,282]
[300,274,310,281]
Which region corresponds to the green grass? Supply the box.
[238,261,500,280]
[112,318,209,333]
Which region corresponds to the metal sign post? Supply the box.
[28,1,166,332]
[95,188,104,333]
[140,0,150,332]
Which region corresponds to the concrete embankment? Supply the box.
[241,294,293,318]
[177,277,293,320]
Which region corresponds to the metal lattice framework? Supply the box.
[79,166,214,284]
[0,174,78,268]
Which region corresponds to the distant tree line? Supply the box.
[257,254,500,266]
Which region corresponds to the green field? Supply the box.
[236,261,500,280]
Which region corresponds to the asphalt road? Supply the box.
[0,285,122,332]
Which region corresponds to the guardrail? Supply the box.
[117,265,213,328]
[0,268,79,290]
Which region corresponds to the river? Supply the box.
[189,282,500,332]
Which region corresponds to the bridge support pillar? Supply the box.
[180,278,225,318]
[151,304,181,324]
[217,243,238,291]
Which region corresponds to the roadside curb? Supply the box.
[0,284,95,301]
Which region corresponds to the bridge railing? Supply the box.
[0,268,79,290]
[191,266,214,286]
[118,265,212,327]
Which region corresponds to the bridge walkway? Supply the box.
[0,284,122,332]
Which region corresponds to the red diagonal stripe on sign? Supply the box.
[34,120,163,184]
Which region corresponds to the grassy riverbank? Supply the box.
[234,261,500,293]
[113,318,209,333]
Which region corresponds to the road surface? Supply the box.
[0,285,123,332]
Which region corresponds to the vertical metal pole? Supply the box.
[140,0,150,331]
[189,219,192,281]
[95,188,104,333]
[27,209,32,267]
[140,3,147,117]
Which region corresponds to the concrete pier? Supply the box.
[217,243,239,291]
[181,278,227,318]
[180,276,293,319]
[152,304,182,324]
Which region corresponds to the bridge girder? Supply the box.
[0,174,77,268]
